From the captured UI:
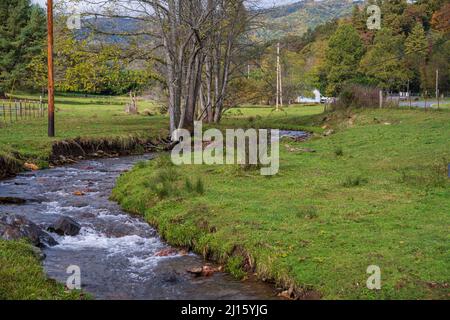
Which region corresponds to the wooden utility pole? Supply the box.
[279,59,283,107]
[275,43,283,111]
[47,0,55,137]
[407,80,412,108]
[276,43,280,111]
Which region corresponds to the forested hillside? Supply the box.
[256,0,360,40]
[236,0,449,104]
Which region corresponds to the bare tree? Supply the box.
[72,0,253,135]
[200,0,249,124]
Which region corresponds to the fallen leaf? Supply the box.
[278,285,295,299]
[73,191,86,196]
[24,162,39,171]
[187,265,222,277]
[201,265,215,277]
[187,267,203,276]
[179,249,189,256]
[155,248,178,257]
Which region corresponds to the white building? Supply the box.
[296,89,322,104]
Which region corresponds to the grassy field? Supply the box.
[0,93,167,299]
[1,94,449,299]
[113,106,450,299]
[0,93,167,166]
[0,240,87,300]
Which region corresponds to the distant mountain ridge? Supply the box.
[257,0,364,40]
[78,0,364,43]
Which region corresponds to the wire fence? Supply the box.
[0,99,47,124]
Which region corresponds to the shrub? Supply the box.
[332,84,380,110]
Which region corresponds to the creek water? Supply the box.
[0,154,281,300]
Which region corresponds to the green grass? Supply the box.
[0,240,87,300]
[0,93,168,299]
[0,93,168,167]
[113,106,450,299]
[437,103,450,109]
[220,104,325,133]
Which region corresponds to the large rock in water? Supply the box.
[0,197,27,205]
[0,213,58,247]
[48,216,81,236]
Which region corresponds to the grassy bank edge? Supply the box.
[111,107,450,300]
[111,156,322,299]
[0,133,170,180]
[0,240,88,300]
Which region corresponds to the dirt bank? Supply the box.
[0,136,171,180]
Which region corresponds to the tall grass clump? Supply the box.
[334,147,344,157]
[397,158,449,188]
[0,152,23,179]
[143,155,179,199]
[184,178,205,195]
[342,176,368,188]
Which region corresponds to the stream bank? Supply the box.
[0,154,279,299]
[0,135,171,180]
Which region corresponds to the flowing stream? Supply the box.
[0,154,279,300]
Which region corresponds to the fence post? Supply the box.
[424,91,427,110]
[1,102,4,123]
[39,96,43,117]
[409,92,412,109]
[14,100,18,121]
[9,101,12,123]
[379,90,383,109]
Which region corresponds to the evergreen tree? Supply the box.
[352,5,366,34]
[0,0,46,97]
[405,23,428,59]
[381,0,408,33]
[325,24,364,96]
[359,28,410,91]
[404,22,429,92]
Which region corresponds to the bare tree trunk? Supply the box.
[205,55,213,123]
[214,31,233,123]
